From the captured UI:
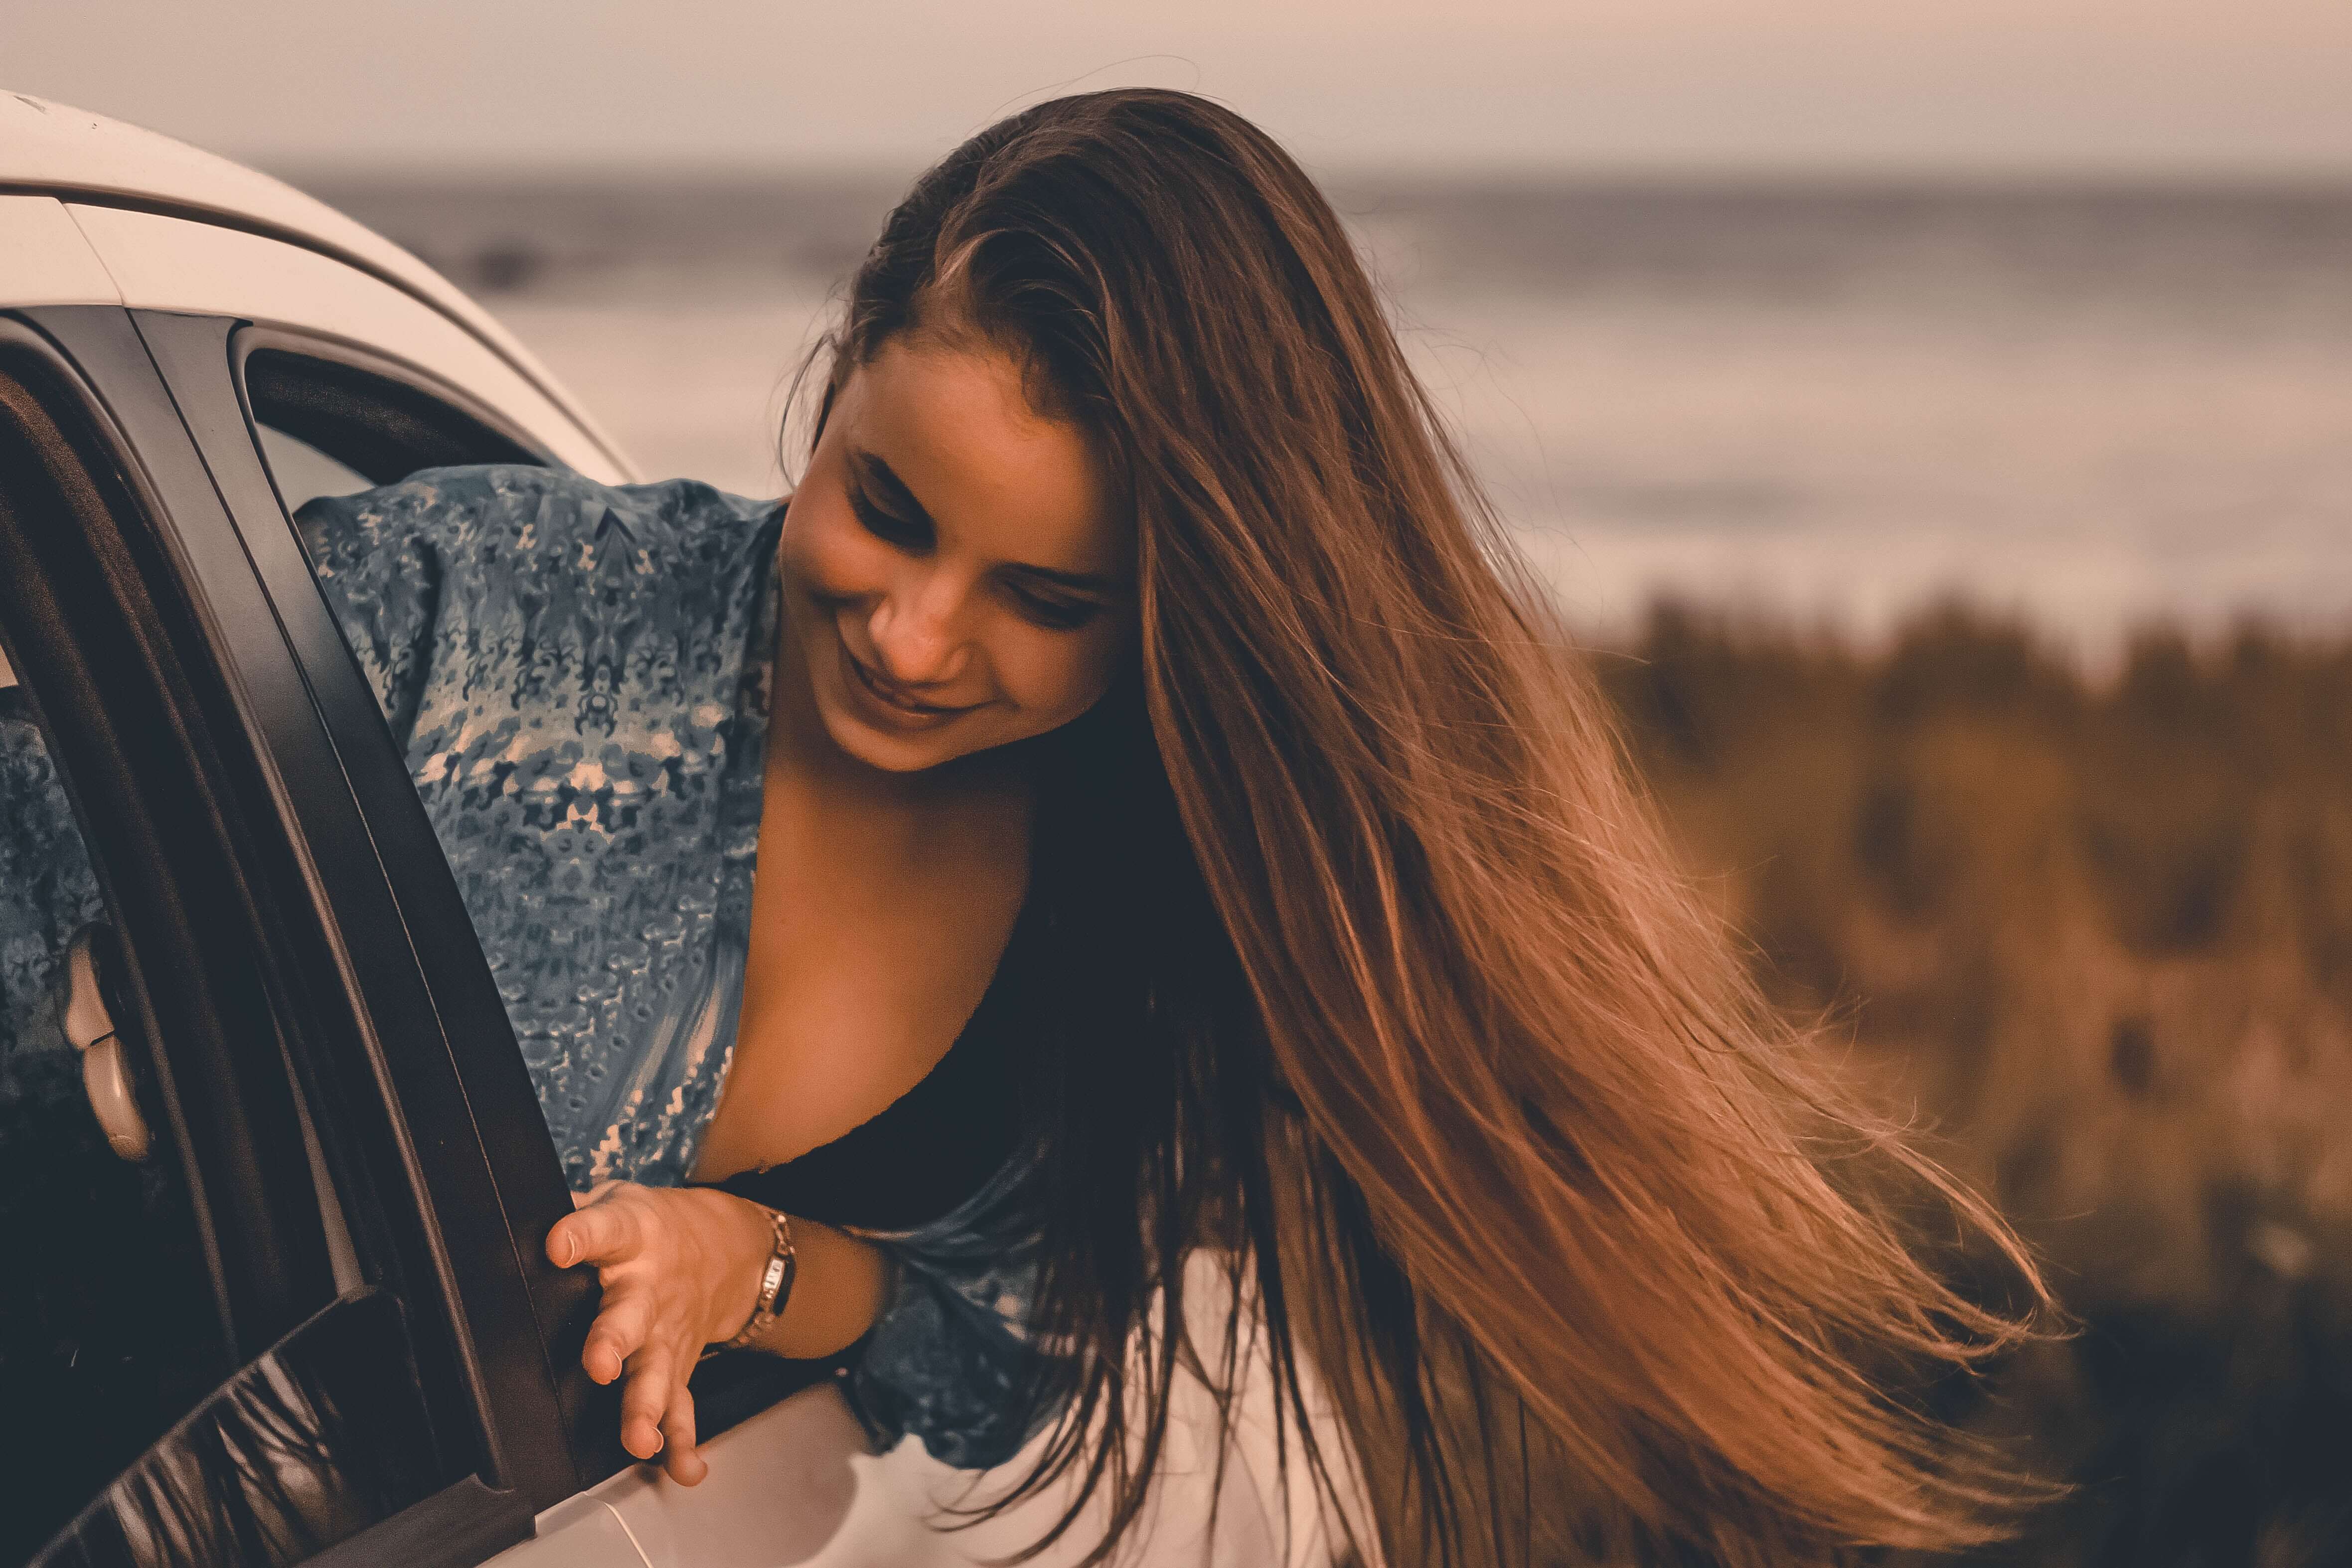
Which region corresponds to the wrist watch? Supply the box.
[715,1206,796,1355]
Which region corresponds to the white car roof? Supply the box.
[0,92,627,472]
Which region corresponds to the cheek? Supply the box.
[781,493,888,600]
[989,625,1125,724]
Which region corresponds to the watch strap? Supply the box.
[717,1206,795,1353]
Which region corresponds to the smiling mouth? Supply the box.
[840,640,976,720]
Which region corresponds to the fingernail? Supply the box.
[556,1234,576,1266]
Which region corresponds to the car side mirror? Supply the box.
[63,923,153,1162]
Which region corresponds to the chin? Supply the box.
[824,713,964,773]
[809,693,956,772]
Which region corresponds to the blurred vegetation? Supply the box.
[1599,602,2352,1568]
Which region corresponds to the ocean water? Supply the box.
[307,175,2352,659]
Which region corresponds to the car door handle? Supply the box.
[64,923,153,1162]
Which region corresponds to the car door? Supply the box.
[2,189,857,1562]
[0,305,554,1567]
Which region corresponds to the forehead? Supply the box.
[841,340,1127,577]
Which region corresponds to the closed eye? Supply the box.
[846,481,931,551]
[846,448,1115,631]
[1003,579,1103,631]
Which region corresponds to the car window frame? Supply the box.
[7,303,560,1564]
[0,313,343,1351]
[0,305,538,1561]
[0,322,255,1558]
[226,321,634,1481]
[237,327,553,486]
[140,307,597,1495]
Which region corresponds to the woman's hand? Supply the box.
[546,1181,775,1486]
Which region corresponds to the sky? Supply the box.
[6,0,2350,179]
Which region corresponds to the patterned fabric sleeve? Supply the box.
[0,699,107,1065]
[291,465,789,1192]
[290,480,447,754]
[848,1145,1070,1470]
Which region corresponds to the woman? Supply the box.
[297,89,2040,1565]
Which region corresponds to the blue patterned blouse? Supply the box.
[0,465,1053,1470]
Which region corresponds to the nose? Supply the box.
[866,567,972,688]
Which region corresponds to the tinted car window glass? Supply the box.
[246,349,539,489]
[0,682,227,1564]
[256,422,372,515]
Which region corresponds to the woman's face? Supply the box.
[777,337,1134,774]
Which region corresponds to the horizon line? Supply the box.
[268,156,2352,193]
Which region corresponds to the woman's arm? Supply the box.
[844,1148,1062,1471]
[545,1184,891,1486]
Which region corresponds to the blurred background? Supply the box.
[11,2,2352,1561]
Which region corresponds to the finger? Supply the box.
[658,1382,706,1486]
[620,1345,678,1461]
[574,1179,625,1210]
[582,1284,654,1385]
[549,1196,642,1268]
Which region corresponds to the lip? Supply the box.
[837,636,981,729]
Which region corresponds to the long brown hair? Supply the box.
[812,88,2044,1567]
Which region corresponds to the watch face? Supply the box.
[776,1245,797,1309]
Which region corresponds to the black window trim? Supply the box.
[11,304,551,1563]
[0,308,538,1563]
[138,313,627,1504]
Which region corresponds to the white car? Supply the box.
[0,92,898,1568]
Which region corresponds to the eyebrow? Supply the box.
[851,447,1128,598]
